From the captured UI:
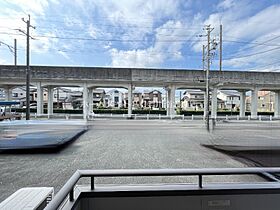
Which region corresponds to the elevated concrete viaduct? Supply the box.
[1,65,280,120]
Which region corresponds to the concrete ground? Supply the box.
[1,119,278,202]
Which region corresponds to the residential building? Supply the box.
[181,89,225,111]
[106,89,123,108]
[123,90,163,110]
[91,89,106,108]
[258,91,274,112]
[142,90,162,109]
[217,90,240,111]
[132,90,142,109]
[181,89,205,111]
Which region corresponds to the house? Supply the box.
[217,90,240,111]
[141,90,162,109]
[106,89,124,108]
[132,90,142,109]
[246,91,275,112]
[181,89,205,111]
[92,89,106,108]
[258,91,274,112]
[123,90,163,110]
[181,89,225,111]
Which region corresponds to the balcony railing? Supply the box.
[45,167,280,210]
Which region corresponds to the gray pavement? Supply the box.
[1,119,278,202]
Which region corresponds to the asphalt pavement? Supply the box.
[1,119,278,202]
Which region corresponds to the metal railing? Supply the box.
[45,167,280,210]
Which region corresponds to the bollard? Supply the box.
[191,115,194,120]
[237,115,239,120]
[111,113,113,117]
[182,115,184,120]
[248,115,250,120]
[147,114,149,120]
[270,115,272,121]
[34,113,37,119]
[66,114,69,120]
[159,114,161,120]
[134,114,137,120]
[226,115,228,120]
[170,115,173,120]
[259,115,262,121]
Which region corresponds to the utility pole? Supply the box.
[14,39,17,66]
[202,45,205,71]
[219,24,222,72]
[204,25,214,131]
[21,14,35,120]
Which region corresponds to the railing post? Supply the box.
[69,188,74,202]
[198,175,203,188]
[91,176,95,190]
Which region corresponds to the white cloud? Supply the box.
[109,20,189,67]
[110,48,164,67]
[7,0,49,15]
[0,1,50,56]
[188,2,280,71]
[217,0,235,10]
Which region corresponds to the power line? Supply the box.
[224,46,280,60]
[245,60,280,71]
[223,39,280,47]
[32,34,207,43]
[237,35,280,52]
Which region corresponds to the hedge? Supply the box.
[11,108,275,116]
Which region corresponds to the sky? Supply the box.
[0,0,280,72]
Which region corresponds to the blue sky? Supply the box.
[0,0,280,71]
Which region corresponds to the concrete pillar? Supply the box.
[4,87,12,101]
[83,84,89,120]
[128,84,132,117]
[118,91,122,108]
[170,85,176,116]
[251,88,258,119]
[166,88,170,116]
[211,88,218,118]
[274,90,280,118]
[239,91,246,117]
[36,82,43,115]
[47,86,53,117]
[139,93,142,109]
[88,88,93,112]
